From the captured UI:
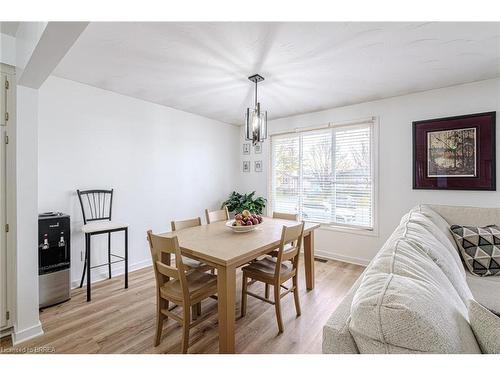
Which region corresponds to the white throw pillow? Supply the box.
[469,299,500,354]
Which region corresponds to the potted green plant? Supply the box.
[222,191,267,215]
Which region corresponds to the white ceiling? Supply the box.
[0,22,19,36]
[53,22,500,125]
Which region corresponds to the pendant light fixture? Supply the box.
[245,74,267,145]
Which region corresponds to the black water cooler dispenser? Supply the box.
[38,212,71,308]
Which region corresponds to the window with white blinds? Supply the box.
[271,121,374,229]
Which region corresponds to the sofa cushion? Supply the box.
[466,271,500,314]
[349,211,481,353]
[417,204,459,252]
[403,209,472,304]
[428,205,500,228]
[468,299,500,354]
[450,224,500,276]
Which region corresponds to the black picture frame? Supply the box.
[412,111,496,190]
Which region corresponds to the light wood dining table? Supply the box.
[158,217,320,353]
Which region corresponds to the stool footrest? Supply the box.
[90,258,125,270]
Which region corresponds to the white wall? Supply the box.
[240,78,500,265]
[13,85,43,344]
[38,76,240,286]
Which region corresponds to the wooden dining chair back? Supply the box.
[272,212,298,221]
[147,230,188,299]
[267,212,299,259]
[275,222,304,275]
[241,222,305,333]
[170,217,213,273]
[147,230,218,353]
[205,206,229,224]
[171,217,202,231]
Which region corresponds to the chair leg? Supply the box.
[181,304,191,354]
[196,302,201,317]
[265,283,269,299]
[79,248,88,288]
[241,274,248,318]
[274,284,284,334]
[107,232,112,279]
[124,228,128,289]
[86,234,91,302]
[191,305,197,321]
[293,276,301,316]
[154,304,164,347]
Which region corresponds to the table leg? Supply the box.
[217,264,236,354]
[303,230,315,290]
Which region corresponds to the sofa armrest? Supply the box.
[322,273,364,354]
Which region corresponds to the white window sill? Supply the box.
[315,223,379,237]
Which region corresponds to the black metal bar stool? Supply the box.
[77,189,128,302]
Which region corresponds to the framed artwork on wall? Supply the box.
[243,160,250,173]
[413,111,496,190]
[254,143,262,154]
[254,160,262,173]
[243,143,250,155]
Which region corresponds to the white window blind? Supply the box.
[271,121,374,229]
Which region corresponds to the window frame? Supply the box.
[268,117,379,234]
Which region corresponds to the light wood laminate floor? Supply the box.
[1,257,363,354]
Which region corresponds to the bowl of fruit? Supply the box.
[226,210,263,233]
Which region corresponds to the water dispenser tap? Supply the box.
[58,232,66,247]
[42,234,49,250]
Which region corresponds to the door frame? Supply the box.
[0,63,16,333]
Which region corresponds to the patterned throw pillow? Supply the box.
[450,225,500,277]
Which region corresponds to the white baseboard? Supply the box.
[12,321,44,345]
[71,258,152,289]
[315,249,370,267]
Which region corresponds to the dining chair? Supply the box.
[171,216,215,279]
[263,212,299,298]
[147,230,218,353]
[171,217,202,231]
[270,213,298,255]
[205,206,229,224]
[240,222,305,333]
[272,212,298,221]
[171,217,209,270]
[77,189,128,302]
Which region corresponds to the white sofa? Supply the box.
[322,204,500,354]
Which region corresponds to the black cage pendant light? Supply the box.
[245,74,267,145]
